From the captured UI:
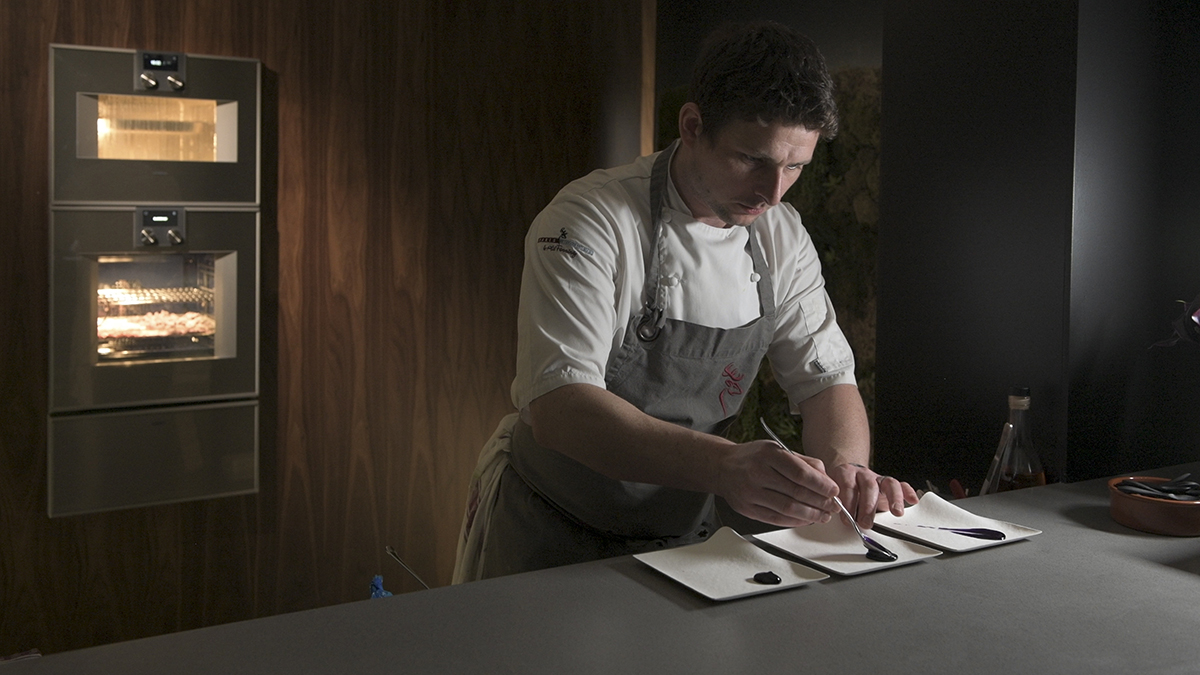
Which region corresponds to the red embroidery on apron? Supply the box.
[719,363,745,417]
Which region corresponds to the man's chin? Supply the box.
[720,213,763,228]
[718,204,768,227]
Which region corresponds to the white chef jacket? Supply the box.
[511,147,857,414]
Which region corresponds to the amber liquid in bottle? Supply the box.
[997,470,1046,492]
[981,387,1045,495]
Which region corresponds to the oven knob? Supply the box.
[166,75,185,91]
[140,228,158,245]
[140,72,159,89]
[167,229,184,245]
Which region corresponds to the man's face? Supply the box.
[674,112,821,228]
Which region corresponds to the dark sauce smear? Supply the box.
[753,571,782,585]
[917,526,1006,540]
[866,548,897,562]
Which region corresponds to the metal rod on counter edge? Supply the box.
[385,546,431,589]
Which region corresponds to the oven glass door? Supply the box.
[97,253,220,361]
[90,93,236,163]
[50,208,258,412]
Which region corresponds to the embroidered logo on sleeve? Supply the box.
[538,228,595,259]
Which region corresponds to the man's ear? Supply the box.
[678,102,703,146]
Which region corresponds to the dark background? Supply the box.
[659,0,1200,493]
[656,0,883,87]
[875,0,1200,491]
[2,0,1197,656]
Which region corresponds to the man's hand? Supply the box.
[828,462,919,530]
[794,384,917,528]
[715,440,840,528]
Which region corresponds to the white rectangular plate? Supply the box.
[872,492,1041,552]
[754,520,941,576]
[634,527,828,601]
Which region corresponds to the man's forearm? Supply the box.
[528,382,848,528]
[526,382,735,492]
[796,383,871,468]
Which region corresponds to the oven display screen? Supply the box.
[142,53,179,71]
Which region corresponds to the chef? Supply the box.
[454,21,917,582]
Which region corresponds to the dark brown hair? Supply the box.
[689,21,839,139]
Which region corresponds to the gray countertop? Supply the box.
[13,465,1200,674]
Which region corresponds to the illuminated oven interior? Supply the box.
[77,93,238,163]
[96,253,220,361]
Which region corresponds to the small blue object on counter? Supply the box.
[370,575,392,598]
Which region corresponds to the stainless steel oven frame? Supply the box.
[50,44,260,206]
[48,43,262,517]
[47,206,260,517]
[49,206,259,412]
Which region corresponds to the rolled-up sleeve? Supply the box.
[764,209,857,410]
[511,193,625,411]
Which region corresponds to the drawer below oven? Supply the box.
[48,399,257,517]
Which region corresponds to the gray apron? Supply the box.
[481,143,778,578]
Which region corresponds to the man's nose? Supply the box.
[755,168,789,206]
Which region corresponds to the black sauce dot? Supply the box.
[866,548,897,562]
[753,571,782,585]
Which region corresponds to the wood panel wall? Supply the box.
[0,0,647,654]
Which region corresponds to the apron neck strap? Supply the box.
[638,141,678,340]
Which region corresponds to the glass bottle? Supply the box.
[979,387,1046,495]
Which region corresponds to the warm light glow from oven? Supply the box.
[96,94,220,162]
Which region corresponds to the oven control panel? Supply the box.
[137,208,187,247]
[136,51,186,91]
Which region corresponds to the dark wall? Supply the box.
[1155,2,1200,444]
[876,0,1200,491]
[876,0,1079,489]
[1068,0,1200,479]
[0,0,646,655]
[656,0,882,94]
[1068,0,1161,480]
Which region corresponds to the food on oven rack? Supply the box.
[97,284,213,308]
[97,310,216,338]
[96,283,215,340]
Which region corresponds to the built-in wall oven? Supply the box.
[48,45,261,516]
